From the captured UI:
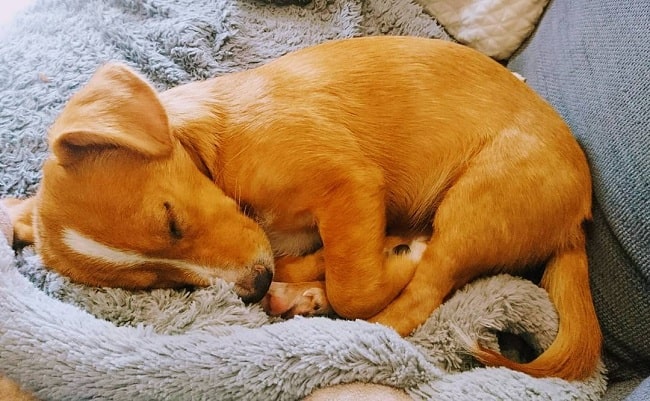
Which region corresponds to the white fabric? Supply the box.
[418,0,550,59]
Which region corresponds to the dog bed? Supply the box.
[0,0,606,399]
[0,210,606,400]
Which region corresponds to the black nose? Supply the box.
[242,265,273,304]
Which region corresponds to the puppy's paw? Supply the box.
[261,281,334,319]
[378,236,428,292]
[384,236,428,264]
[291,287,334,318]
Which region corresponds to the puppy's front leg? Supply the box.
[274,251,325,282]
[312,178,416,319]
[263,237,427,320]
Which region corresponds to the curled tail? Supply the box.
[473,244,602,380]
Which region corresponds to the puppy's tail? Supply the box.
[472,244,602,380]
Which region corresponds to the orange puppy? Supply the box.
[4,37,601,380]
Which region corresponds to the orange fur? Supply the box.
[2,197,36,247]
[266,235,425,318]
[7,37,601,380]
[0,375,36,401]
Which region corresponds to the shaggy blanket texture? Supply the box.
[0,0,606,400]
[0,212,606,400]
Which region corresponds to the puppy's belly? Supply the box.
[265,228,322,257]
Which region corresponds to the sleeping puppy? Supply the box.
[3,36,601,380]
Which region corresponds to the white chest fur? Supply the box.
[252,209,322,257]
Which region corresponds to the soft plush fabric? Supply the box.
[508,0,650,391]
[415,0,549,59]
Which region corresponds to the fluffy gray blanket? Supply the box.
[0,0,606,400]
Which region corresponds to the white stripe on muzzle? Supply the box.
[61,228,236,282]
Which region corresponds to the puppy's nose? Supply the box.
[254,264,273,294]
[242,264,273,304]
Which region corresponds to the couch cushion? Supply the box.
[508,0,649,382]
[417,0,549,59]
[626,377,650,401]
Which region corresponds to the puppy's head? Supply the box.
[35,63,273,303]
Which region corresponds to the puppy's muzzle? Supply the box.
[239,264,274,304]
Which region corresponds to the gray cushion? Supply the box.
[626,377,650,401]
[508,0,649,383]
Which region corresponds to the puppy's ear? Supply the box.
[1,197,36,248]
[49,63,172,166]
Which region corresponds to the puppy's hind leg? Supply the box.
[370,147,583,336]
[369,234,473,336]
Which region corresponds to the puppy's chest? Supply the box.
[250,208,322,257]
